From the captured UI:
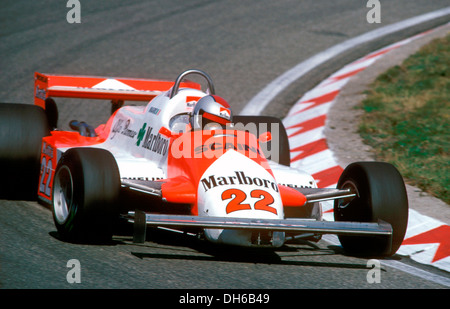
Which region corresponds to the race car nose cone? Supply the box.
[196,150,285,247]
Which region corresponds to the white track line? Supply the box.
[240,7,450,115]
[323,235,450,287]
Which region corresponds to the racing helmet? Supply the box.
[190,95,233,130]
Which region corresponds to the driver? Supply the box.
[190,95,233,130]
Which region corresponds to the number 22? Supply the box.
[39,156,53,197]
[221,188,277,215]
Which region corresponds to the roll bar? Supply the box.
[170,69,215,99]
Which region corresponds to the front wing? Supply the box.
[127,211,393,253]
[122,179,392,251]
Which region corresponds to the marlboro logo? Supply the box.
[200,171,278,193]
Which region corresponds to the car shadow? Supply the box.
[49,223,394,271]
[126,228,373,270]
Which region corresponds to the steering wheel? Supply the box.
[170,69,215,99]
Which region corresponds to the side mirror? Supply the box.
[258,131,272,143]
[159,126,186,139]
[158,126,173,138]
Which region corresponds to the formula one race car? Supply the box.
[0,69,408,256]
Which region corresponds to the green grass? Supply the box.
[359,34,449,204]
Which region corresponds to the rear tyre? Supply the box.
[0,103,50,199]
[233,115,290,166]
[52,148,120,243]
[334,162,408,256]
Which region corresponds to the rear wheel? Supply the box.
[233,115,290,166]
[52,148,121,243]
[0,103,50,199]
[334,162,408,256]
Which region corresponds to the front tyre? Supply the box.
[334,162,408,256]
[52,148,120,243]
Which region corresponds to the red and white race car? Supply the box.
[0,69,408,256]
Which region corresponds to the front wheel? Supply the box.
[52,148,121,243]
[334,162,408,256]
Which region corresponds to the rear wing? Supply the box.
[34,72,201,109]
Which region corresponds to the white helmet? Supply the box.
[190,95,232,130]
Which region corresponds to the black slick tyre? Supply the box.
[233,115,290,166]
[0,103,50,199]
[334,162,408,256]
[52,148,120,243]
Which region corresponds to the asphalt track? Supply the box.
[1,0,449,292]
